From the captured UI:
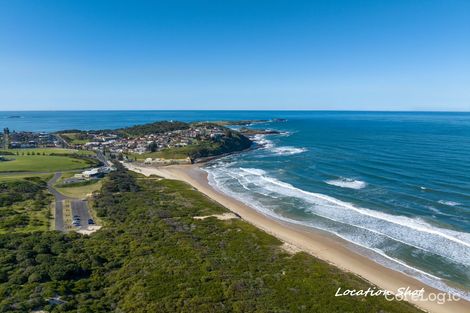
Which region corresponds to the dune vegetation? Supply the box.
[0,175,52,233]
[0,164,423,313]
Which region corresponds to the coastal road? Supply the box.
[55,134,71,148]
[96,150,110,167]
[47,172,93,232]
[47,173,70,231]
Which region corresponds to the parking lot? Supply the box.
[71,200,94,229]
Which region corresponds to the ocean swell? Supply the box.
[438,200,461,206]
[204,163,470,299]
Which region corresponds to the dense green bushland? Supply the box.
[0,177,47,207]
[0,165,422,313]
[0,177,52,232]
[59,121,190,138]
[118,121,190,137]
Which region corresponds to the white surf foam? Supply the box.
[204,160,470,300]
[271,146,307,156]
[206,165,470,267]
[326,178,367,190]
[252,134,274,148]
[204,165,470,299]
[438,200,461,206]
[252,134,306,156]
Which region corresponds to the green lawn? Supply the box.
[59,132,93,145]
[0,155,92,172]
[55,179,103,199]
[1,148,95,156]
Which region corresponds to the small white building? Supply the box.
[74,168,100,179]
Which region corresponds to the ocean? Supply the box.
[2,110,470,298]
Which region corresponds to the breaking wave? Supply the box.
[271,146,307,156]
[326,178,367,189]
[252,134,306,156]
[204,164,470,299]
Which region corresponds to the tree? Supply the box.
[148,142,158,152]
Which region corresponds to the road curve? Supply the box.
[48,173,68,231]
[47,172,92,232]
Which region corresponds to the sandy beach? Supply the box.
[125,162,470,313]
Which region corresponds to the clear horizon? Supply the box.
[2,109,470,112]
[1,0,469,111]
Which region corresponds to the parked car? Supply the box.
[88,219,95,225]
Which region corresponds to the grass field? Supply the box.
[59,133,93,145]
[0,155,92,172]
[1,148,95,156]
[56,179,103,199]
[0,148,97,172]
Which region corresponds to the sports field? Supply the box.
[0,149,95,172]
[1,148,94,156]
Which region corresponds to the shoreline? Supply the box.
[124,162,470,313]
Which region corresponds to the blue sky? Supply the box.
[0,0,469,111]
